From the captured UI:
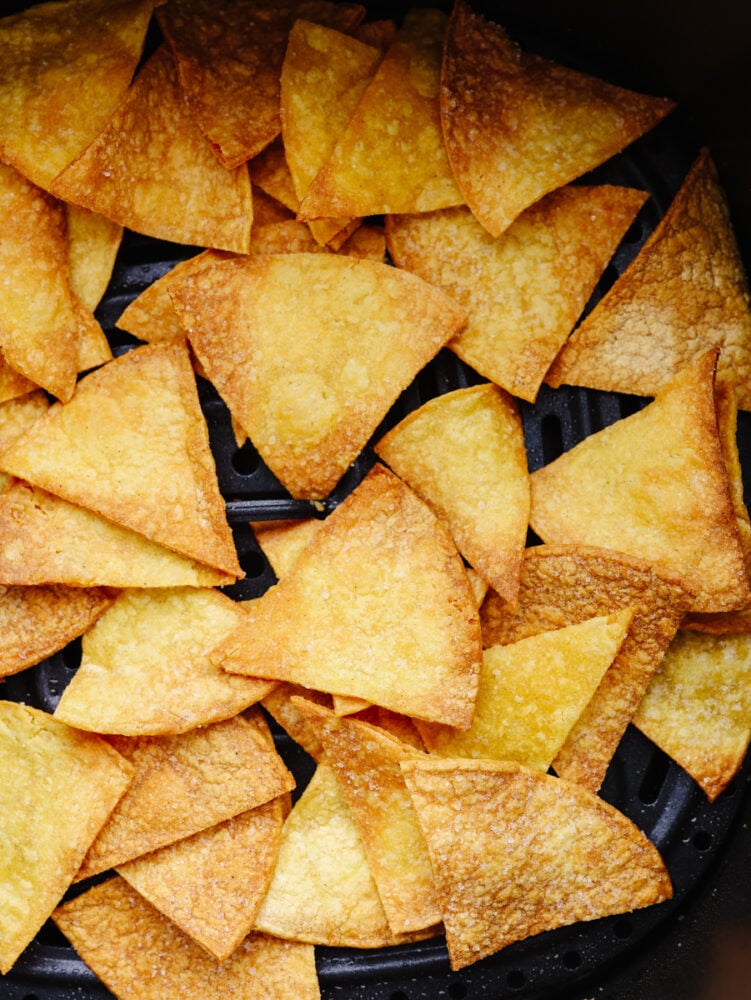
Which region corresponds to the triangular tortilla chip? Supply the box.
[156,0,365,169]
[172,253,467,498]
[50,46,253,253]
[401,757,672,970]
[441,0,674,236]
[480,544,694,792]
[66,204,123,313]
[529,351,750,614]
[294,699,441,935]
[299,8,463,219]
[117,794,286,961]
[375,383,529,603]
[634,630,751,801]
[0,353,36,405]
[547,151,751,408]
[212,464,481,727]
[0,480,234,588]
[0,389,50,492]
[54,878,319,1000]
[54,588,274,735]
[0,701,133,974]
[0,583,113,680]
[253,517,324,578]
[386,185,649,402]
[77,709,295,880]
[0,0,157,191]
[261,684,333,762]
[0,341,241,577]
[254,762,438,947]
[418,610,634,772]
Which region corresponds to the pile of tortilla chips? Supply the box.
[1,0,750,996]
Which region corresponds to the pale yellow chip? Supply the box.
[77,709,295,880]
[212,464,481,728]
[529,351,750,614]
[0,341,241,577]
[156,0,364,169]
[54,877,320,1000]
[547,150,751,409]
[254,762,438,947]
[375,383,529,604]
[253,518,324,578]
[118,796,285,961]
[386,186,648,402]
[51,46,253,253]
[0,0,157,191]
[54,588,274,735]
[480,544,694,792]
[299,8,463,219]
[0,701,133,974]
[0,390,50,493]
[170,253,466,499]
[0,480,235,588]
[401,757,672,970]
[65,204,123,313]
[441,0,674,236]
[634,630,751,801]
[0,583,112,680]
[294,699,441,935]
[418,610,633,772]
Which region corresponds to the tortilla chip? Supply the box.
[547,150,751,409]
[529,351,750,614]
[402,757,672,970]
[253,518,323,578]
[54,588,274,735]
[634,630,751,801]
[0,390,49,492]
[0,354,36,405]
[50,46,253,253]
[77,709,295,880]
[261,684,333,762]
[117,794,285,961]
[295,700,441,934]
[248,136,299,211]
[386,185,648,402]
[170,253,466,499]
[54,877,319,1000]
[418,610,633,772]
[254,762,438,947]
[375,383,529,603]
[213,465,481,728]
[0,341,241,577]
[299,8,463,220]
[0,583,113,680]
[0,480,234,588]
[350,704,426,751]
[340,223,387,261]
[480,544,695,792]
[253,186,296,226]
[157,0,365,169]
[441,0,674,236]
[0,701,133,974]
[0,0,157,191]
[65,204,123,313]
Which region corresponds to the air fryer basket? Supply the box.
[2,2,751,998]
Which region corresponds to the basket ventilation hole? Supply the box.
[563,949,583,970]
[540,413,564,464]
[693,830,713,852]
[62,638,83,671]
[448,983,468,999]
[240,549,267,579]
[638,749,670,804]
[232,442,261,476]
[506,969,527,990]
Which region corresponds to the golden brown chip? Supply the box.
[50,46,254,253]
[0,480,234,588]
[0,0,157,191]
[65,204,123,313]
[0,701,133,974]
[0,341,241,577]
[118,796,285,961]
[77,709,295,880]
[529,351,750,614]
[261,685,333,762]
[54,877,320,1000]
[253,186,296,226]
[254,762,438,947]
[547,150,751,409]
[171,253,466,499]
[375,383,529,603]
[0,390,49,492]
[386,186,648,402]
[634,630,751,801]
[299,8,463,220]
[480,544,694,792]
[157,0,364,169]
[54,588,274,735]
[212,464,481,728]
[418,610,633,772]
[350,704,426,751]
[441,0,674,236]
[248,136,299,211]
[401,757,672,970]
[0,354,36,405]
